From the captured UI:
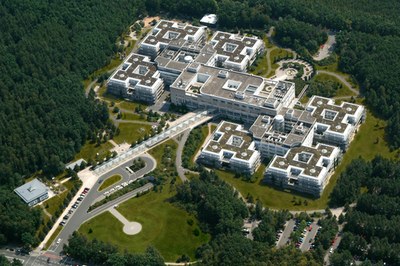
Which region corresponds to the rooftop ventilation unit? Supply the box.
[218,70,228,78]
[261,116,271,124]
[234,91,245,100]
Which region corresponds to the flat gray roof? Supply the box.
[155,42,215,71]
[142,20,204,46]
[250,109,315,148]
[66,158,87,170]
[172,64,294,108]
[211,31,259,63]
[14,178,48,203]
[204,121,255,160]
[306,96,363,133]
[271,144,337,178]
[111,53,159,87]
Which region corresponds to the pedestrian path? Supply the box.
[109,207,142,235]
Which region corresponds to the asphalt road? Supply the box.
[45,154,156,255]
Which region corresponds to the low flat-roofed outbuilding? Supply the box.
[14,178,49,206]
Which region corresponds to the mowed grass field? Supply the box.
[79,185,209,261]
[217,110,398,210]
[113,122,152,145]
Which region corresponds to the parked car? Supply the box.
[59,221,66,226]
[56,238,62,244]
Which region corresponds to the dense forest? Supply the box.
[329,157,400,265]
[274,18,327,55]
[0,0,144,246]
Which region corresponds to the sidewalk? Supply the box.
[37,168,98,251]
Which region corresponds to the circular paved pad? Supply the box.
[123,221,142,235]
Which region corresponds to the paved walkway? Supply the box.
[313,32,336,61]
[175,129,191,182]
[109,208,142,235]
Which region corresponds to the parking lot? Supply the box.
[276,218,320,252]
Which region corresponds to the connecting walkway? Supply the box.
[94,110,213,176]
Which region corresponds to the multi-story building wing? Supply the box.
[265,143,340,196]
[138,20,206,59]
[107,53,164,104]
[170,63,295,123]
[155,40,216,85]
[199,121,261,174]
[210,31,264,72]
[306,96,365,150]
[250,107,315,158]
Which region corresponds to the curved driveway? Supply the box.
[46,154,156,254]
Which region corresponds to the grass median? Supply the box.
[98,174,122,192]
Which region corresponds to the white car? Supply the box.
[56,238,62,244]
[115,185,122,190]
[104,191,109,196]
[128,180,134,184]
[329,247,334,254]
[121,182,128,187]
[109,188,115,193]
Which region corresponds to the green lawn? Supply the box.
[119,112,146,121]
[210,124,217,132]
[44,226,62,250]
[114,123,152,145]
[98,175,122,191]
[74,141,113,162]
[79,185,209,261]
[217,111,397,210]
[118,101,148,111]
[148,139,177,166]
